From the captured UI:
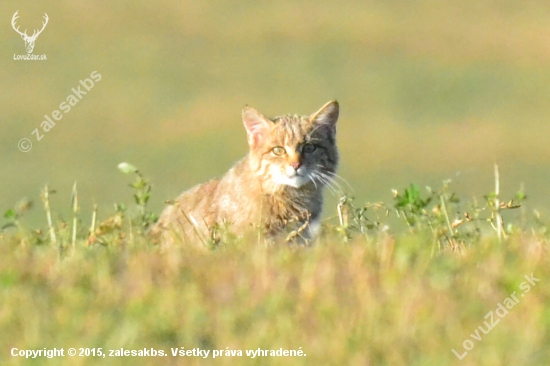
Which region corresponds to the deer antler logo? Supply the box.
[11,11,49,54]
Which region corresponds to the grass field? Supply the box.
[1,165,549,365]
[3,0,550,364]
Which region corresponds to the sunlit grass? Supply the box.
[3,1,550,363]
[1,165,549,365]
[1,224,549,365]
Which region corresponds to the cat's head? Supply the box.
[242,101,339,191]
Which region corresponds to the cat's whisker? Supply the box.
[316,166,354,193]
[314,169,343,191]
[323,180,342,196]
[315,165,350,191]
[311,172,340,196]
[328,173,352,189]
[323,181,341,196]
[319,174,344,197]
[308,174,319,189]
[309,172,331,193]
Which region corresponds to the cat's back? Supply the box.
[176,179,219,212]
[151,179,220,244]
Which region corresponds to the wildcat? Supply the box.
[151,100,340,247]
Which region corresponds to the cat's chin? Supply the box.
[271,173,310,188]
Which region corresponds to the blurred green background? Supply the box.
[2,0,550,225]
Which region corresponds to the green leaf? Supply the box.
[118,162,138,174]
[405,184,420,203]
[146,213,159,222]
[3,209,16,220]
[115,203,126,212]
[515,191,526,201]
[130,181,146,189]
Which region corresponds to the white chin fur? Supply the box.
[271,170,310,188]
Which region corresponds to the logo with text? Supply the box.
[12,10,48,61]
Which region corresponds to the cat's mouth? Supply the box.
[277,174,310,188]
[270,166,311,188]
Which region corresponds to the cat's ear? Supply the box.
[242,106,272,147]
[310,100,339,131]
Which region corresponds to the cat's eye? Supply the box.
[302,144,316,153]
[272,146,286,156]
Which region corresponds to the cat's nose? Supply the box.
[289,162,301,170]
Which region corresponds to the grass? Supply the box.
[1,164,549,365]
[3,2,550,363]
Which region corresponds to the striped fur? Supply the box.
[152,101,339,247]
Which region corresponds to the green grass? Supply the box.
[1,165,549,365]
[3,1,550,364]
